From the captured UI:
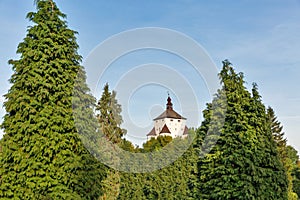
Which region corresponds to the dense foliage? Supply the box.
[0,0,298,199]
[268,107,299,199]
[197,60,288,199]
[118,134,199,200]
[142,135,173,152]
[96,84,127,200]
[0,0,105,198]
[96,84,126,145]
[293,162,300,198]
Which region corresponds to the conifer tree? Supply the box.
[198,60,254,199]
[96,83,125,144]
[197,60,288,199]
[249,84,288,199]
[267,107,287,149]
[96,84,126,200]
[267,107,298,199]
[0,0,105,198]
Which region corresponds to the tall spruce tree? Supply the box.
[96,84,126,200]
[198,60,255,199]
[249,84,287,199]
[267,107,298,199]
[96,84,125,144]
[197,60,288,199]
[0,0,105,198]
[267,107,287,149]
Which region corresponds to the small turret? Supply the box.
[166,95,173,110]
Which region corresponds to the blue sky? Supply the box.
[0,0,299,151]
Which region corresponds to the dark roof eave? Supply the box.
[153,116,187,120]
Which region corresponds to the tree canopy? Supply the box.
[0,1,298,199]
[197,60,288,199]
[0,0,105,198]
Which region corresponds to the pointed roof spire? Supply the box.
[153,93,186,120]
[166,92,173,110]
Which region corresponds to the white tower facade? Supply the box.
[147,96,188,140]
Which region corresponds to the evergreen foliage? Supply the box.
[197,60,288,199]
[268,107,287,149]
[0,2,296,197]
[142,135,173,152]
[250,84,288,199]
[120,139,136,152]
[285,146,300,199]
[96,84,126,200]
[116,61,292,199]
[118,134,198,200]
[96,83,125,144]
[292,161,300,198]
[267,107,298,199]
[98,170,121,200]
[0,0,105,198]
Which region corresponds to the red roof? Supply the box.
[154,109,186,120]
[147,127,156,136]
[183,126,189,135]
[159,124,171,134]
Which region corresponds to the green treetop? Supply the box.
[197,60,288,199]
[96,84,127,200]
[0,0,105,198]
[96,83,126,144]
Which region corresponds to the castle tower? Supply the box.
[147,95,188,140]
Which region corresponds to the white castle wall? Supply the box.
[154,118,186,138]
